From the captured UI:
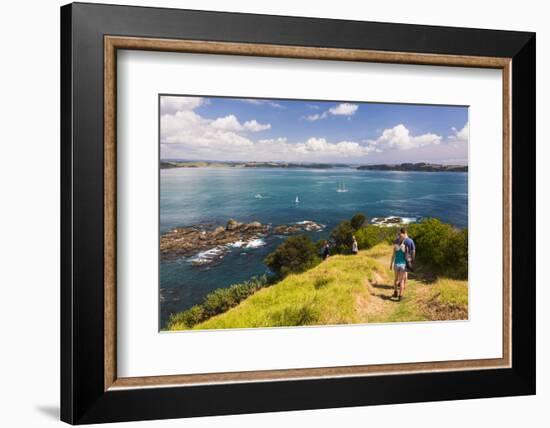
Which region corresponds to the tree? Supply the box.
[350,213,367,231]
[264,235,320,277]
[330,220,355,253]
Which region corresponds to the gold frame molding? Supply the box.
[104,36,512,391]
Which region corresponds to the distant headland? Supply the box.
[161,160,467,172]
[356,162,467,172]
[160,161,337,169]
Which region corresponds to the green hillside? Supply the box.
[168,244,467,331]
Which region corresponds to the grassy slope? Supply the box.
[171,244,467,331]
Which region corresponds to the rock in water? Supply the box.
[273,221,325,235]
[226,219,241,230]
[212,226,225,235]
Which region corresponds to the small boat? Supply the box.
[336,182,349,193]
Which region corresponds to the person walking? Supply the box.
[390,232,408,301]
[351,236,358,255]
[400,227,416,291]
[322,241,330,260]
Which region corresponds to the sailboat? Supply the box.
[336,182,349,193]
[295,196,300,204]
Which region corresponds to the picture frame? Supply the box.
[61,2,535,424]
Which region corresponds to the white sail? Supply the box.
[336,182,349,193]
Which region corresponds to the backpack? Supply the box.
[404,239,414,272]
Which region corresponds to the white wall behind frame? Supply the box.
[0,1,545,428]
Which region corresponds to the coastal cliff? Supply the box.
[357,162,467,172]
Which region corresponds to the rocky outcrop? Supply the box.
[161,221,269,260]
[370,216,416,226]
[160,220,325,262]
[273,221,325,234]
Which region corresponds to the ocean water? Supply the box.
[160,167,468,326]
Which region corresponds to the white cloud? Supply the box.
[306,113,325,121]
[296,138,370,156]
[210,115,271,132]
[329,103,358,116]
[211,114,243,131]
[240,99,263,105]
[160,96,205,115]
[240,99,284,108]
[306,103,358,121]
[258,137,288,145]
[243,120,271,132]
[254,137,372,159]
[160,96,453,162]
[448,122,469,142]
[366,124,442,151]
[161,110,253,153]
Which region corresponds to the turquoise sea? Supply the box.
[160,167,468,327]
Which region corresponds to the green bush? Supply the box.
[355,225,399,249]
[350,218,468,278]
[330,220,355,253]
[171,304,205,328]
[202,288,235,317]
[265,234,320,277]
[446,227,468,278]
[407,218,468,279]
[167,275,269,329]
[350,213,367,231]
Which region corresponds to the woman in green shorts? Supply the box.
[390,234,408,301]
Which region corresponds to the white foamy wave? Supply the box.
[295,220,325,231]
[245,238,266,248]
[371,216,417,227]
[228,240,245,248]
[254,194,269,199]
[189,247,226,265]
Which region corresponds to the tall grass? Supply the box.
[187,251,383,330]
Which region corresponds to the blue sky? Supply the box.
[160,95,469,164]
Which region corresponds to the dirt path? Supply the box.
[355,249,433,323]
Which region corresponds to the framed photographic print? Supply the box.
[61,2,536,424]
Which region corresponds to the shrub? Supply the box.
[407,218,468,279]
[446,228,468,278]
[355,225,399,249]
[350,213,367,231]
[330,220,355,253]
[170,304,204,328]
[202,288,235,317]
[167,275,269,329]
[265,234,320,277]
